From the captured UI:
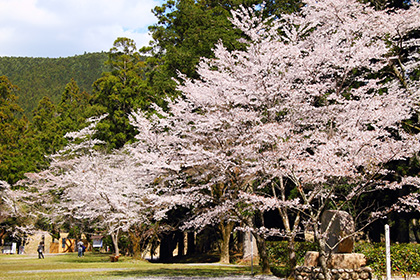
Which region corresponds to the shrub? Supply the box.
[267,241,319,266]
[268,241,420,278]
[267,241,319,277]
[354,242,420,278]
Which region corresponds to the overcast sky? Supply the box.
[0,0,163,58]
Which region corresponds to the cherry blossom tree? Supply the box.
[0,180,20,235]
[19,115,175,257]
[128,0,420,274]
[129,101,261,263]
[0,180,37,242]
[0,181,15,223]
[127,109,213,259]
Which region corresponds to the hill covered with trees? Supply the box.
[0,52,109,118]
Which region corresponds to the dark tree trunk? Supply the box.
[159,233,175,261]
[176,231,184,257]
[391,216,410,243]
[187,231,195,255]
[367,220,383,242]
[236,230,244,256]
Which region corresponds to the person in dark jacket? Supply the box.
[37,242,44,259]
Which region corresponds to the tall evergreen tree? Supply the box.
[30,79,97,166]
[57,78,96,132]
[31,96,62,157]
[0,76,34,183]
[92,38,151,149]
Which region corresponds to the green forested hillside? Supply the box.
[0,52,109,117]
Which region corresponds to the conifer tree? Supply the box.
[92,38,149,149]
[0,76,34,183]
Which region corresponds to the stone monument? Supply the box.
[295,210,372,280]
[321,210,354,253]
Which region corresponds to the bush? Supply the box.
[354,242,420,278]
[268,241,420,278]
[267,241,319,277]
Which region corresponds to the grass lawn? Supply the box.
[0,252,258,280]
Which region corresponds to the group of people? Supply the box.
[37,240,86,259]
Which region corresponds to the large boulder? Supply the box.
[321,210,355,253]
[304,251,367,269]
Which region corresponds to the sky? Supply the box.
[0,0,163,58]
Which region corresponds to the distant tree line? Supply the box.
[0,52,109,118]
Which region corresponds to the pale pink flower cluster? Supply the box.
[17,0,420,247]
[145,0,420,233]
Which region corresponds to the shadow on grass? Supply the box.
[108,266,256,278]
[60,252,123,263]
[149,253,220,264]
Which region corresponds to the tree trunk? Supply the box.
[318,243,332,280]
[187,231,195,255]
[219,221,234,264]
[254,233,271,274]
[412,219,420,243]
[392,215,410,243]
[176,231,184,257]
[243,229,258,260]
[0,229,5,246]
[253,210,271,274]
[111,232,120,256]
[287,237,297,271]
[237,231,244,256]
[159,233,174,261]
[274,177,299,273]
[314,226,332,280]
[129,228,146,259]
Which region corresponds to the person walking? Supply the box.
[77,240,84,257]
[37,242,44,259]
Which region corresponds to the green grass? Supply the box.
[0,252,258,280]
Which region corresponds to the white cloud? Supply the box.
[0,0,60,26]
[0,27,15,42]
[0,0,162,57]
